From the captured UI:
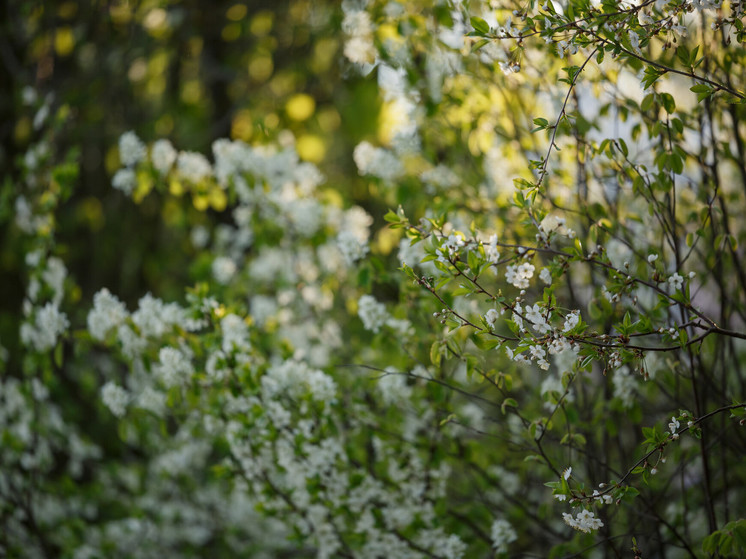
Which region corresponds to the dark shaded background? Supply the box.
[0,0,380,351]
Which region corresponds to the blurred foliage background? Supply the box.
[0,0,381,319]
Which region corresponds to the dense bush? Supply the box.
[2,0,745,557]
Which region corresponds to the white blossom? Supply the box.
[101,382,129,417]
[42,257,67,304]
[485,234,500,265]
[358,295,389,333]
[212,256,237,285]
[398,237,426,268]
[136,386,166,415]
[177,151,212,182]
[261,360,336,403]
[132,293,184,338]
[376,368,412,405]
[420,165,460,191]
[352,141,404,181]
[526,304,551,334]
[668,272,684,291]
[21,302,69,352]
[151,139,177,175]
[540,267,552,285]
[669,416,680,439]
[629,31,643,55]
[88,288,128,341]
[563,310,580,333]
[342,10,376,65]
[563,509,603,533]
[337,230,370,265]
[490,518,518,553]
[119,131,147,167]
[112,168,137,195]
[505,262,534,289]
[221,314,250,354]
[436,233,466,264]
[485,308,499,329]
[155,346,194,388]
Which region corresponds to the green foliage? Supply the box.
[2,0,746,557]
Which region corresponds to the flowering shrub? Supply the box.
[2,0,746,557]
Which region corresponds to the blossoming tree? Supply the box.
[2,0,746,557]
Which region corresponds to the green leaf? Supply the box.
[54,343,64,368]
[690,83,715,102]
[470,17,490,34]
[384,209,400,223]
[430,341,442,367]
[660,93,676,114]
[439,413,456,426]
[471,38,490,53]
[532,117,549,131]
[641,66,666,90]
[467,249,479,272]
[501,397,518,414]
[676,46,690,67]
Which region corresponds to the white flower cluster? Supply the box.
[420,164,459,192]
[119,131,147,167]
[563,310,580,333]
[668,272,684,291]
[491,518,518,553]
[562,509,603,533]
[358,295,389,333]
[42,256,66,304]
[505,262,535,288]
[525,303,551,334]
[436,233,466,264]
[668,416,680,439]
[112,168,136,195]
[539,214,574,238]
[20,302,69,352]
[353,141,404,181]
[132,293,192,338]
[212,256,237,285]
[221,313,250,354]
[261,359,337,404]
[151,139,177,175]
[556,39,578,59]
[376,368,413,405]
[398,237,427,269]
[336,206,373,266]
[540,267,552,284]
[15,196,50,234]
[485,234,500,266]
[112,131,146,195]
[386,317,414,340]
[506,309,578,370]
[690,0,722,10]
[608,351,622,369]
[342,7,376,65]
[484,308,500,329]
[378,63,420,152]
[87,288,128,341]
[177,151,212,182]
[155,346,194,388]
[337,230,370,266]
[25,255,66,306]
[101,381,129,417]
[591,489,614,505]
